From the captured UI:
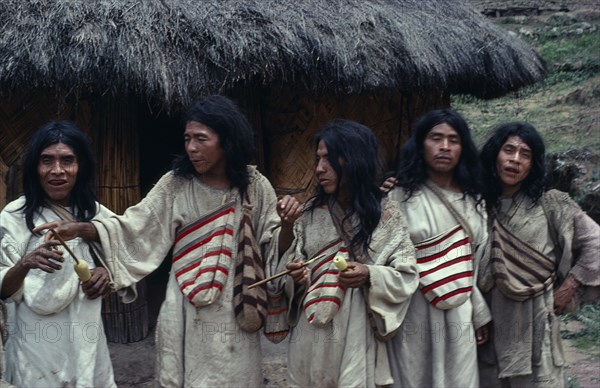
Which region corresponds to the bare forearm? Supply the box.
[278,223,295,257]
[0,261,30,299]
[75,222,100,242]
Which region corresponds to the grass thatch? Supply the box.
[0,0,546,110]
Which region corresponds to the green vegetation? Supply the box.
[568,375,580,388]
[452,12,600,153]
[562,302,600,354]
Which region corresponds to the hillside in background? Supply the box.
[453,6,600,222]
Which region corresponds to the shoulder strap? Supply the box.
[423,181,475,243]
[46,201,76,222]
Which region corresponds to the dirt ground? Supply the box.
[109,320,598,387]
[108,326,291,388]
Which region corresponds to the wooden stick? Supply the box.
[248,254,325,289]
[49,228,81,264]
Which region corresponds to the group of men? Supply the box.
[0,95,597,388]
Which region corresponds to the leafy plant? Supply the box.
[562,302,600,354]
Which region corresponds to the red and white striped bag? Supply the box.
[172,201,236,306]
[303,240,348,326]
[415,224,473,310]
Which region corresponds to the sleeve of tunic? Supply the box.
[549,191,600,287]
[568,210,600,286]
[267,215,308,326]
[469,208,492,329]
[0,199,30,302]
[91,173,180,290]
[248,169,282,270]
[543,190,600,287]
[366,199,419,336]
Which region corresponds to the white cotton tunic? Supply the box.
[477,190,600,388]
[91,167,281,387]
[273,199,418,388]
[386,184,492,388]
[0,197,115,388]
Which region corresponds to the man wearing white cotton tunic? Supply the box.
[268,120,418,387]
[0,121,116,387]
[35,96,302,387]
[385,109,492,387]
[478,122,600,387]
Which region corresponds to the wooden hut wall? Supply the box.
[0,91,74,208]
[0,91,143,214]
[86,96,142,214]
[231,87,267,172]
[262,88,449,201]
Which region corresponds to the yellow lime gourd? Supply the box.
[333,256,348,271]
[74,260,91,283]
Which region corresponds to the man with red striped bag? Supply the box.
[34,96,302,387]
[384,109,492,387]
[267,120,418,387]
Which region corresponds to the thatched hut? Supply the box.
[0,0,545,342]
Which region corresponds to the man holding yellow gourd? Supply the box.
[0,121,116,387]
[266,120,418,387]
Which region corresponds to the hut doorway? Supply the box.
[138,112,183,329]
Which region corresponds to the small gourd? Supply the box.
[74,260,91,283]
[333,256,348,271]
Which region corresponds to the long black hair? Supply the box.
[172,95,255,198]
[394,108,482,201]
[307,119,383,254]
[20,120,98,231]
[480,122,546,208]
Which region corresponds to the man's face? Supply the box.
[423,123,462,178]
[496,135,532,197]
[184,121,226,178]
[38,143,79,206]
[315,140,344,195]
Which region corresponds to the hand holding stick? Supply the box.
[49,229,91,283]
[248,254,324,289]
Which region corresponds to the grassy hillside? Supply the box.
[452,9,599,213]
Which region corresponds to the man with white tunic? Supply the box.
[384,109,492,387]
[478,122,600,387]
[0,121,115,387]
[36,96,301,387]
[269,120,418,387]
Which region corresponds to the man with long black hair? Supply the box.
[385,108,491,387]
[34,96,301,387]
[0,120,115,387]
[477,122,599,387]
[268,119,418,387]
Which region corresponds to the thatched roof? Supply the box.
[0,0,545,110]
